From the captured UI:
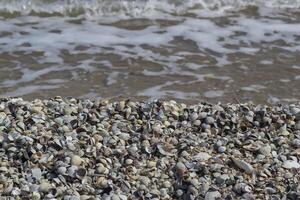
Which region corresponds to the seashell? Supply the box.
[193,152,211,162]
[32,168,42,180]
[175,162,187,177]
[0,113,7,125]
[16,121,25,132]
[232,158,254,174]
[234,183,252,194]
[67,165,78,177]
[242,143,260,152]
[157,144,174,156]
[3,181,13,195]
[282,160,300,169]
[32,192,41,200]
[95,177,108,188]
[96,164,109,175]
[56,166,67,175]
[39,181,52,193]
[76,168,87,179]
[71,155,83,166]
[205,191,221,200]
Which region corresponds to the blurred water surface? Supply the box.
[0,0,300,104]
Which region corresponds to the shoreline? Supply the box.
[0,97,300,199]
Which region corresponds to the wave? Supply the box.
[0,0,300,17]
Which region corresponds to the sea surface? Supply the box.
[0,0,300,104]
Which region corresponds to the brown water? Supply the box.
[0,0,300,104]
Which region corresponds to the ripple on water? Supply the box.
[0,1,300,103]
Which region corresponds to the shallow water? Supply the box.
[0,0,300,104]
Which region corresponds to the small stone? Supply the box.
[291,107,300,115]
[139,176,151,186]
[0,166,8,172]
[111,194,121,200]
[80,195,92,200]
[32,168,42,180]
[215,174,229,185]
[285,172,294,179]
[200,132,208,138]
[265,187,277,194]
[279,125,290,136]
[11,188,21,196]
[193,120,201,126]
[205,191,221,200]
[125,159,133,165]
[283,160,300,169]
[118,132,130,141]
[259,145,271,156]
[199,112,207,119]
[39,181,52,193]
[96,165,109,175]
[163,181,172,188]
[295,122,300,130]
[175,162,187,176]
[234,183,252,194]
[292,139,300,147]
[232,158,254,174]
[194,152,211,161]
[147,161,157,168]
[32,192,41,200]
[205,117,215,124]
[191,113,198,121]
[119,195,128,200]
[160,188,168,197]
[176,189,184,197]
[57,166,67,175]
[71,155,82,166]
[218,146,226,153]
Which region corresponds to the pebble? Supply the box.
[71,155,83,166]
[125,159,133,165]
[147,161,157,168]
[175,162,187,176]
[193,119,201,126]
[39,181,52,193]
[190,113,198,121]
[32,168,42,180]
[295,122,300,130]
[284,172,294,179]
[282,160,300,169]
[205,116,215,124]
[259,145,272,156]
[218,146,226,153]
[193,152,211,161]
[96,165,109,174]
[232,158,254,174]
[176,189,184,197]
[199,112,207,119]
[292,139,300,147]
[205,191,221,200]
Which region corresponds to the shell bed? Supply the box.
[0,97,300,200]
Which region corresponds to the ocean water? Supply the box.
[0,0,300,104]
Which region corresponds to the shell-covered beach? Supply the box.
[0,97,300,199]
[1,1,300,199]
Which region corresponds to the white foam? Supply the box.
[1,0,300,18]
[241,84,266,92]
[137,81,199,100]
[203,90,224,98]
